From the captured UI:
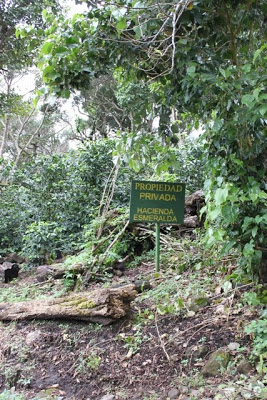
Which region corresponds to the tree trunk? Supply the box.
[0,285,137,325]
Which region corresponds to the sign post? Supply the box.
[155,222,160,272]
[130,180,185,272]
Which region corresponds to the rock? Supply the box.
[187,296,209,312]
[194,297,210,307]
[25,330,43,345]
[183,215,199,227]
[168,388,180,399]
[217,387,236,399]
[179,386,189,394]
[237,359,253,374]
[202,349,230,376]
[170,354,180,362]
[100,395,115,400]
[195,344,209,358]
[36,265,54,282]
[7,253,25,264]
[190,389,200,397]
[134,280,152,293]
[227,342,240,351]
[185,344,209,359]
[0,262,19,283]
[36,264,80,282]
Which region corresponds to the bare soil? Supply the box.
[0,262,261,400]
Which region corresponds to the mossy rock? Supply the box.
[202,349,230,376]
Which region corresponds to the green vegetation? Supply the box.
[0,1,267,398]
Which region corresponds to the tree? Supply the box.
[0,70,70,179]
[0,0,67,178]
[20,0,267,281]
[0,0,61,71]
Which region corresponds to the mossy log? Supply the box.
[0,285,137,325]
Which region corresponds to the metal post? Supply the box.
[155,222,160,272]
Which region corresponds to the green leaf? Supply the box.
[259,105,267,116]
[213,119,224,132]
[241,94,255,107]
[116,18,127,33]
[54,46,68,54]
[32,96,39,107]
[214,187,228,205]
[222,240,236,254]
[253,43,267,64]
[187,65,196,76]
[209,207,220,221]
[61,89,70,99]
[251,226,258,238]
[41,42,54,55]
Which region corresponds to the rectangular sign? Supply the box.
[130,180,185,224]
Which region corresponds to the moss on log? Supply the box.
[0,285,137,325]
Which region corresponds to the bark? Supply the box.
[184,190,205,227]
[259,250,267,284]
[0,285,137,325]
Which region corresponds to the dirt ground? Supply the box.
[0,262,265,400]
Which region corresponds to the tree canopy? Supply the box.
[19,0,266,280]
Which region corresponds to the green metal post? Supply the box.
[155,222,160,272]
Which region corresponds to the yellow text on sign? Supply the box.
[133,207,178,223]
[140,192,176,201]
[135,182,183,192]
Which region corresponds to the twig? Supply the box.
[99,220,130,265]
[155,312,170,362]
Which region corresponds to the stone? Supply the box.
[134,280,152,293]
[179,386,189,394]
[237,359,253,374]
[202,349,230,376]
[217,387,236,399]
[100,395,115,400]
[26,330,43,345]
[190,389,200,397]
[168,388,180,399]
[195,344,209,358]
[185,344,209,359]
[7,253,25,264]
[113,269,123,277]
[36,265,54,282]
[227,342,240,351]
[0,262,19,283]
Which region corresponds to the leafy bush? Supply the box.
[0,136,205,262]
[114,132,206,194]
[245,312,267,375]
[0,139,142,260]
[22,221,65,263]
[0,140,119,257]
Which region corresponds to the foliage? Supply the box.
[245,314,267,375]
[25,0,266,280]
[0,390,25,400]
[0,140,130,258]
[116,132,206,192]
[75,350,102,374]
[0,0,61,70]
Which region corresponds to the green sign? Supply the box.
[130,180,185,224]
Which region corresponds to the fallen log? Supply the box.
[0,285,137,325]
